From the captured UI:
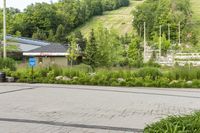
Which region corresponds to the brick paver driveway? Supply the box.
[0,83,200,133]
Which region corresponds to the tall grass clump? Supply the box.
[166,66,200,81]
[144,112,200,133]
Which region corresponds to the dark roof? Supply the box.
[27,44,68,53]
[6,35,51,46]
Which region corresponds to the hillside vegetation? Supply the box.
[0,0,129,43]
[75,0,143,37]
[191,0,200,43]
[191,0,200,25]
[77,0,200,47]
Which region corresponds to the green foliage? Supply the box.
[0,8,20,38]
[32,28,47,40]
[102,0,129,11]
[74,31,86,52]
[128,38,143,67]
[0,58,16,71]
[136,67,162,80]
[166,66,200,81]
[7,64,200,88]
[55,24,66,43]
[85,29,98,69]
[77,0,140,38]
[152,33,171,55]
[14,31,22,37]
[144,60,161,68]
[133,0,197,45]
[47,29,55,42]
[15,3,58,37]
[0,0,129,43]
[85,25,124,68]
[67,34,79,66]
[145,112,200,133]
[94,25,124,67]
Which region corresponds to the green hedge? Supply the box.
[144,112,200,133]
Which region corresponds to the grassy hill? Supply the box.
[191,0,200,44]
[74,0,200,45]
[74,0,143,37]
[191,0,200,23]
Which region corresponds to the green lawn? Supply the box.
[191,0,200,22]
[191,0,200,44]
[74,0,143,37]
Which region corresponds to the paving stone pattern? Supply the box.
[0,83,200,132]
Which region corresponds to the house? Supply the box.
[6,35,51,52]
[4,35,51,60]
[23,44,69,67]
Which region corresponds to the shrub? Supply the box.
[144,61,161,68]
[73,64,93,73]
[134,77,144,87]
[192,80,200,88]
[136,67,162,80]
[166,67,200,81]
[63,67,87,78]
[144,112,200,133]
[12,68,31,82]
[0,58,16,71]
[2,68,12,76]
[111,81,120,86]
[156,77,170,88]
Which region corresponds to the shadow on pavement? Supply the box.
[0,118,143,132]
[1,84,200,99]
[0,88,35,95]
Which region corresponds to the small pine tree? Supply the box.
[55,24,66,43]
[48,29,55,42]
[128,38,143,67]
[32,28,47,40]
[85,29,98,70]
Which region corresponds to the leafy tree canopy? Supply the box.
[133,0,197,45]
[0,0,129,44]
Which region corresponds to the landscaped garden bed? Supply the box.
[2,63,200,88]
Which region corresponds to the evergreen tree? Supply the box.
[48,29,55,42]
[128,38,143,67]
[32,28,47,40]
[55,24,66,43]
[85,29,98,69]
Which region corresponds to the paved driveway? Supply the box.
[0,83,200,133]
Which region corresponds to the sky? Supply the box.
[0,0,58,11]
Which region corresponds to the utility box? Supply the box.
[0,72,6,82]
